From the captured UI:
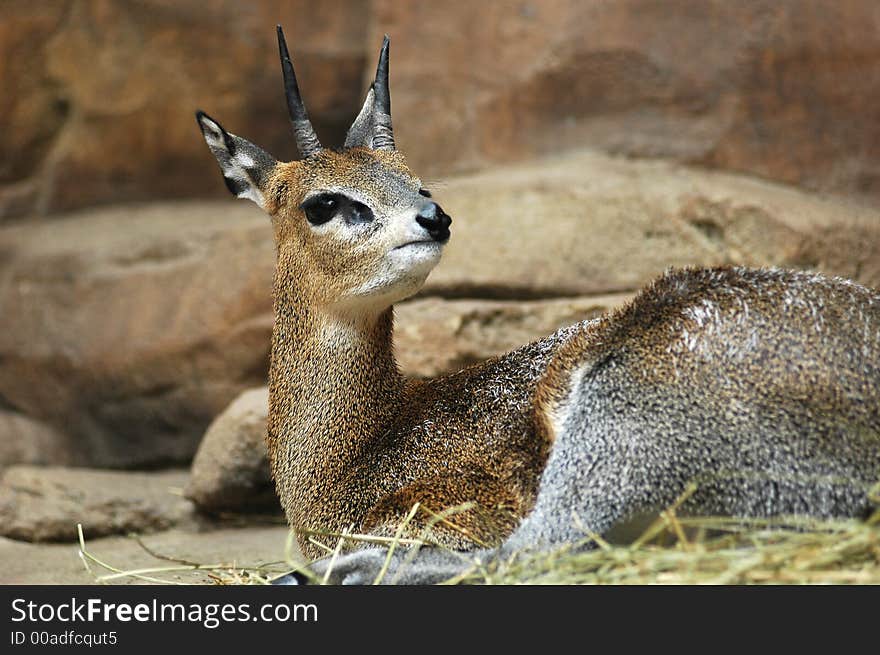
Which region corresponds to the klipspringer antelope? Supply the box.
[196,26,880,584]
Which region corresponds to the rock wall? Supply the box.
[1,0,369,219]
[377,0,880,200]
[3,0,880,220]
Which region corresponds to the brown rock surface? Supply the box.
[0,0,369,220]
[374,0,880,200]
[185,387,276,512]
[0,201,274,467]
[0,410,78,468]
[0,466,194,542]
[426,151,880,297]
[396,293,632,378]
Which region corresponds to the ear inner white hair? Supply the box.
[195,110,276,209]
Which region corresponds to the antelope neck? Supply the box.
[267,281,404,530]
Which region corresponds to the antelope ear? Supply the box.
[344,86,375,148]
[342,36,395,151]
[196,110,277,210]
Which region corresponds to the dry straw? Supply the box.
[76,482,879,585]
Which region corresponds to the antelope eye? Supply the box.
[301,194,339,225]
[418,188,432,198]
[350,201,374,223]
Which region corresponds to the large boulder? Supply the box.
[0,466,194,542]
[427,151,880,297]
[185,387,276,512]
[0,201,274,467]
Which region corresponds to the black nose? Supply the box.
[415,202,452,242]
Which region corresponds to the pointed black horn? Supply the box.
[373,36,391,115]
[277,25,322,158]
[371,35,395,151]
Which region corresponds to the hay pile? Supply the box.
[77,483,879,585]
[459,514,880,585]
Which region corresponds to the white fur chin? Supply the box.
[387,241,443,273]
[347,244,442,308]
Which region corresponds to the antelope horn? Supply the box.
[277,25,322,158]
[370,35,395,151]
